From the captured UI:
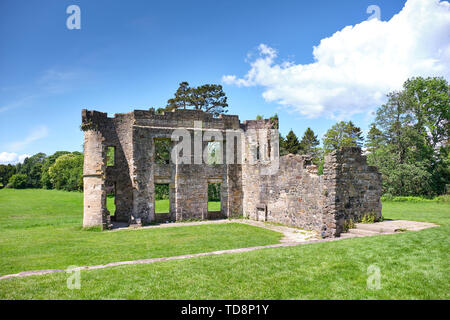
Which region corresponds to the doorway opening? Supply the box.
[208,182,221,212]
[155,183,170,213]
[106,182,116,219]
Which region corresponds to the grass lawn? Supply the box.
[154,200,221,213]
[112,198,221,214]
[208,201,220,212]
[155,199,169,213]
[0,189,282,277]
[0,189,449,299]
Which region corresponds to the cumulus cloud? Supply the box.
[8,126,49,152]
[0,152,31,165]
[223,0,450,119]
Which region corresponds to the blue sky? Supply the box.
[1,0,448,163]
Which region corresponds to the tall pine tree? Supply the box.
[279,133,288,156]
[299,127,320,156]
[365,124,385,152]
[284,130,302,155]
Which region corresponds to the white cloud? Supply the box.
[223,0,450,119]
[0,152,31,165]
[8,126,49,152]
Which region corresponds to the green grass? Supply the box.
[155,199,169,213]
[118,198,220,214]
[0,189,282,277]
[208,201,220,212]
[0,190,449,299]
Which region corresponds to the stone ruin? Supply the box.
[81,108,382,237]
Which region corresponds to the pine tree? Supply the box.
[365,124,385,152]
[279,133,288,156]
[284,130,301,154]
[299,127,320,156]
[166,81,191,111]
[166,82,229,117]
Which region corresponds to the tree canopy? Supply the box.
[284,130,302,155]
[299,127,320,157]
[165,82,229,117]
[367,76,449,196]
[322,121,364,153]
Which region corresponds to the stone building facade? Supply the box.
[82,108,382,237]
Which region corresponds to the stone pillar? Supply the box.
[82,129,110,229]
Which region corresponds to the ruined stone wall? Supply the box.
[241,119,276,219]
[131,109,243,223]
[104,113,134,223]
[82,108,381,235]
[329,147,383,226]
[242,122,383,237]
[82,110,110,229]
[83,108,244,228]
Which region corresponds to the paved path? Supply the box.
[0,219,438,281]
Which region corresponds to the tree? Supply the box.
[166,81,191,111]
[190,84,228,116]
[0,164,15,187]
[299,127,320,156]
[17,153,47,188]
[323,121,364,153]
[41,151,71,189]
[365,124,385,153]
[367,76,450,196]
[154,139,171,164]
[166,82,229,117]
[7,174,28,189]
[284,130,302,154]
[368,146,434,196]
[279,133,288,156]
[48,154,84,191]
[403,76,449,149]
[208,183,221,201]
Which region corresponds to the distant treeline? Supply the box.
[0,152,83,191]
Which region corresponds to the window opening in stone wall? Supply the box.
[155,183,170,213]
[208,183,221,211]
[106,146,115,167]
[207,142,221,164]
[154,138,171,164]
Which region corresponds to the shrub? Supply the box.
[343,218,356,232]
[361,212,376,224]
[7,174,28,189]
[155,184,169,200]
[436,194,450,203]
[381,195,449,203]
